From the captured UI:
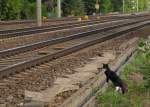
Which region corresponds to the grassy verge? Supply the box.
[96,42,150,107]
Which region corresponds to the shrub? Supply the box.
[138,39,150,89]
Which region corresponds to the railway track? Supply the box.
[0,16,131,39]
[1,19,132,51]
[0,19,115,39]
[0,12,147,26]
[0,17,149,79]
[0,17,149,58]
[0,15,149,106]
[0,14,123,26]
[0,14,149,39]
[0,16,78,25]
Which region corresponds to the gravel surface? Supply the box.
[0,25,150,106]
[0,21,77,30]
[0,19,128,50]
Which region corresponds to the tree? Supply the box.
[20,0,32,19]
[139,0,148,11]
[111,0,122,12]
[0,0,49,20]
[100,0,113,13]
[83,0,99,15]
[44,0,56,12]
[0,0,23,20]
[0,0,149,20]
[0,0,8,20]
[123,0,148,13]
[62,0,85,16]
[83,0,113,15]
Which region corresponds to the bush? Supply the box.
[97,39,150,107]
[62,0,85,16]
[0,0,23,20]
[139,39,150,59]
[97,91,130,107]
[138,39,150,89]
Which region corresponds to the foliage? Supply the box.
[20,1,36,19]
[44,0,56,12]
[138,39,150,88]
[97,91,130,107]
[83,0,114,15]
[0,0,23,20]
[0,0,149,20]
[83,0,100,15]
[97,48,150,106]
[100,0,113,13]
[111,0,122,12]
[0,0,51,20]
[138,39,150,59]
[62,0,85,16]
[123,0,148,13]
[138,0,147,11]
[124,52,150,89]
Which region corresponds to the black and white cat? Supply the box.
[101,64,128,94]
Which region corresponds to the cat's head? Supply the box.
[102,63,109,69]
[97,63,109,71]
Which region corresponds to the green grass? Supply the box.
[96,52,150,107]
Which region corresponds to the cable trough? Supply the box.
[0,18,149,79]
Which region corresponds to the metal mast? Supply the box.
[137,0,139,12]
[123,0,125,13]
[36,0,42,26]
[57,0,61,18]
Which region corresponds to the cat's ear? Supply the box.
[102,63,107,68]
[102,63,107,66]
[103,63,109,68]
[106,63,109,67]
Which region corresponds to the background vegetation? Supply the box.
[0,0,149,20]
[97,39,150,107]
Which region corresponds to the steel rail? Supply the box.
[0,19,100,34]
[0,14,125,25]
[0,20,149,79]
[0,14,145,34]
[0,12,148,25]
[0,16,78,25]
[0,15,124,34]
[0,14,148,39]
[0,19,117,39]
[0,17,149,58]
